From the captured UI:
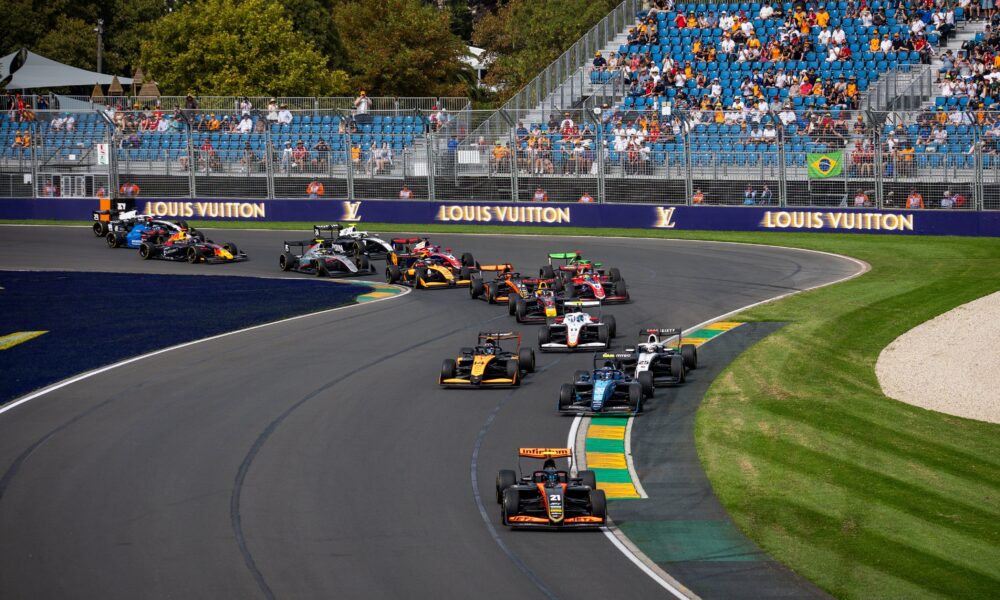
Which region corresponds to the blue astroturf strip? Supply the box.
[0,271,363,404]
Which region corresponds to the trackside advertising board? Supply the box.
[3,198,1000,236]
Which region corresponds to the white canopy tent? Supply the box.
[5,50,133,90]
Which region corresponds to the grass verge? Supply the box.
[6,219,1000,598]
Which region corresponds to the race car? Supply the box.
[469,265,561,304]
[394,237,477,271]
[138,228,247,264]
[610,329,699,394]
[279,227,376,277]
[496,447,606,529]
[386,252,471,289]
[102,213,185,249]
[540,251,623,285]
[326,224,394,259]
[564,270,629,304]
[511,285,567,324]
[557,354,644,415]
[439,332,535,387]
[538,300,616,352]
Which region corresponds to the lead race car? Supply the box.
[279,225,376,277]
[496,447,606,529]
[610,328,698,392]
[328,224,394,259]
[439,332,535,387]
[557,354,644,415]
[138,228,247,264]
[537,300,616,352]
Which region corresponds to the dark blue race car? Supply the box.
[557,354,643,415]
[102,212,185,249]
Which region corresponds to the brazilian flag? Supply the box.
[807,151,843,178]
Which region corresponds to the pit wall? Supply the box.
[4,198,1000,236]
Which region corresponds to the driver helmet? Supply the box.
[647,334,659,344]
[483,338,496,354]
[544,470,559,486]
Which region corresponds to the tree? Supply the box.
[333,0,468,97]
[103,0,171,77]
[473,0,617,99]
[35,15,98,72]
[277,0,347,69]
[140,0,350,97]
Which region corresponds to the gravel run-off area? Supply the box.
[877,290,1000,424]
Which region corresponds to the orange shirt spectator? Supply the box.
[307,179,324,199]
[692,188,705,204]
[906,190,924,209]
[120,182,140,198]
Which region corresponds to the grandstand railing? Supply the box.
[4,107,1000,210]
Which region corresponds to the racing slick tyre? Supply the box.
[670,355,686,383]
[93,221,108,237]
[589,489,608,521]
[315,261,329,277]
[558,384,575,412]
[608,267,622,282]
[496,470,517,504]
[515,298,527,322]
[638,371,655,399]
[223,242,238,255]
[440,359,456,383]
[540,265,555,279]
[186,246,202,263]
[518,347,536,373]
[573,370,589,383]
[508,294,517,315]
[358,255,370,272]
[578,470,597,490]
[459,266,471,282]
[386,265,401,283]
[470,276,484,299]
[279,252,296,271]
[502,487,520,526]
[602,315,617,338]
[614,280,628,299]
[598,326,610,346]
[139,242,155,260]
[681,343,698,370]
[177,220,190,230]
[628,383,643,412]
[106,232,122,248]
[461,252,476,267]
[505,361,519,384]
[538,326,551,346]
[486,281,499,304]
[565,284,577,299]
[552,278,564,292]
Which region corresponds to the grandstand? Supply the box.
[3,0,1000,208]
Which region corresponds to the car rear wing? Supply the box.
[564,300,601,309]
[639,328,682,345]
[596,351,635,368]
[519,448,572,459]
[312,224,341,239]
[478,331,520,344]
[478,264,513,273]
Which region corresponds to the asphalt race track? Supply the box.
[0,225,860,599]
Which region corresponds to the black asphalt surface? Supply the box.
[0,226,860,599]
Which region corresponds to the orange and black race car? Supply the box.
[439,332,535,387]
[496,448,606,530]
[386,251,473,289]
[469,265,562,304]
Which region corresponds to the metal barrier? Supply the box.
[2,107,998,211]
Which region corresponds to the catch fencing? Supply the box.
[2,107,999,210]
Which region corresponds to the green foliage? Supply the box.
[103,0,170,77]
[140,0,351,96]
[333,0,469,97]
[35,16,98,72]
[472,0,617,98]
[277,0,347,69]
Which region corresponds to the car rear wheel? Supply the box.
[670,355,685,383]
[496,470,517,504]
[505,361,519,384]
[223,242,238,255]
[559,384,575,411]
[93,221,108,237]
[461,252,475,267]
[280,252,296,271]
[486,281,498,304]
[638,371,655,398]
[440,359,456,383]
[515,298,527,322]
[614,280,628,299]
[578,470,597,490]
[589,489,607,521]
[540,264,555,279]
[552,278,564,292]
[186,246,201,263]
[386,265,401,283]
[598,326,610,346]
[459,266,471,281]
[608,267,622,282]
[628,383,642,412]
[502,487,520,525]
[139,242,154,260]
[106,232,120,248]
[681,344,698,370]
[470,276,484,299]
[602,315,617,338]
[508,294,517,315]
[518,348,535,373]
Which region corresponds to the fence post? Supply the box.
[681,113,694,205]
[596,111,607,203]
[264,127,275,199]
[343,128,355,202]
[186,127,197,198]
[425,132,436,202]
[30,122,39,198]
[975,138,984,210]
[871,111,884,208]
[777,123,788,207]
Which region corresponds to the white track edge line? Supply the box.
[570,248,869,600]
[0,284,410,417]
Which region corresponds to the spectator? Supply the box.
[743,184,757,205]
[236,115,253,134]
[351,144,362,173]
[354,90,371,123]
[593,51,607,71]
[253,118,266,133]
[240,142,260,173]
[759,185,773,205]
[277,104,293,125]
[532,186,548,202]
[375,142,393,175]
[579,192,594,203]
[184,94,198,111]
[692,188,705,204]
[120,181,140,198]
[399,186,414,199]
[292,140,308,171]
[906,188,925,209]
[239,97,252,117]
[853,190,870,207]
[306,178,325,199]
[491,141,510,174]
[312,138,331,169]
[42,181,58,197]
[266,98,279,123]
[280,141,294,173]
[940,189,955,208]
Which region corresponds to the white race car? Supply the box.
[537,301,616,352]
[614,328,698,396]
[326,224,395,258]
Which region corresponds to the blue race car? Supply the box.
[557,354,643,415]
[104,213,185,249]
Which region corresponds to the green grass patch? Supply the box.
[7,218,1000,597]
